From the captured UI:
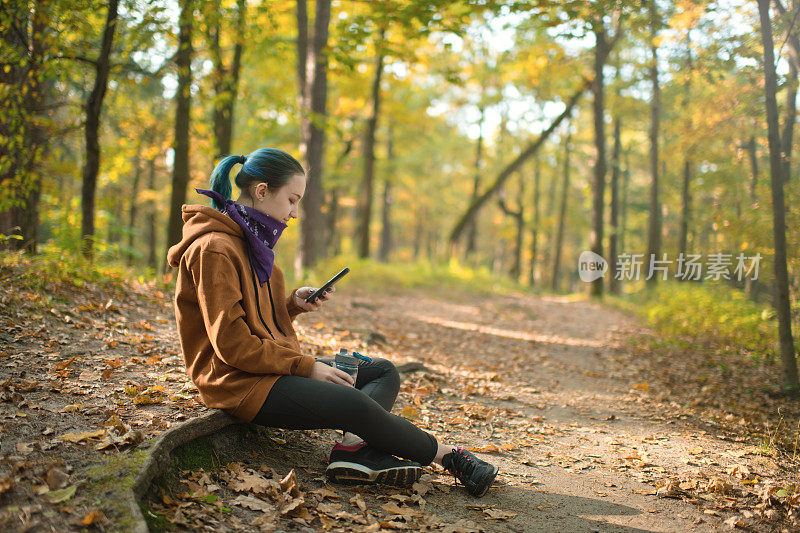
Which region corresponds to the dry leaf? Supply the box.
[233,495,273,513]
[350,493,367,513]
[60,429,106,443]
[483,508,517,520]
[46,484,77,503]
[80,510,104,526]
[401,406,419,419]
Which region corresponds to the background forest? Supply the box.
[2,0,799,390]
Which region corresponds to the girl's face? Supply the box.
[250,173,306,224]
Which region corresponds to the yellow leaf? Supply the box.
[401,406,419,419]
[60,429,106,443]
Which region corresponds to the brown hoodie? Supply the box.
[166,204,315,422]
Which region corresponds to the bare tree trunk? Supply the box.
[466,105,485,258]
[529,157,541,287]
[590,20,608,298]
[80,0,119,259]
[646,0,662,285]
[357,31,385,259]
[747,135,759,201]
[146,157,158,270]
[498,175,524,281]
[679,33,693,260]
[298,0,331,269]
[164,0,193,270]
[378,124,394,262]
[781,62,797,184]
[758,0,799,392]
[552,124,572,293]
[127,143,143,266]
[609,119,622,294]
[450,81,589,245]
[209,0,246,156]
[620,150,630,255]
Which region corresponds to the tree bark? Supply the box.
[164,0,193,269]
[497,175,524,281]
[465,105,485,258]
[80,0,119,259]
[127,143,143,266]
[552,124,572,293]
[357,31,386,259]
[298,0,331,269]
[620,150,630,255]
[609,118,621,294]
[757,0,799,392]
[590,20,608,298]
[774,0,800,183]
[528,156,541,287]
[747,136,759,202]
[646,0,662,285]
[209,0,246,156]
[450,80,589,245]
[378,124,394,262]
[147,157,158,271]
[679,33,693,261]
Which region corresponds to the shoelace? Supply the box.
[446,447,476,481]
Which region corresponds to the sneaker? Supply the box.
[442,446,499,497]
[326,443,423,487]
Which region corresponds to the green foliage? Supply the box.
[284,254,537,298]
[613,281,779,360]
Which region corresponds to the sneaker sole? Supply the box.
[470,464,499,497]
[326,461,423,488]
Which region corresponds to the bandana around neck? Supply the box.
[195,188,287,283]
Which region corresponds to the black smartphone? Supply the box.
[305,267,350,303]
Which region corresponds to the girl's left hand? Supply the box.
[293,286,335,312]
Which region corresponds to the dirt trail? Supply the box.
[298,288,767,532]
[1,275,791,532]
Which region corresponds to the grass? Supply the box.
[606,280,780,361]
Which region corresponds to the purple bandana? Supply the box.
[196,188,287,283]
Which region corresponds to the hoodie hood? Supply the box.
[167,204,244,268]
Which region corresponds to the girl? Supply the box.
[166,147,499,497]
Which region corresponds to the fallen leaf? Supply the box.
[233,495,273,512]
[401,406,419,419]
[46,484,77,503]
[80,510,104,525]
[60,429,106,443]
[483,508,517,520]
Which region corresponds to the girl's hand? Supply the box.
[293,286,335,312]
[309,361,354,387]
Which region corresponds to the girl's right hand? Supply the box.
[310,361,355,387]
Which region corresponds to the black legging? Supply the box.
[252,358,438,465]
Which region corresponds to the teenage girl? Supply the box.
[167,148,499,497]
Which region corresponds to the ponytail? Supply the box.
[208,155,245,210]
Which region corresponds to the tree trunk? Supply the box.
[528,157,540,287]
[646,0,662,285]
[147,157,158,270]
[127,143,143,266]
[781,61,797,184]
[298,0,331,269]
[450,80,589,245]
[465,105,485,258]
[80,0,119,259]
[497,176,524,281]
[590,20,608,298]
[609,118,621,294]
[209,0,246,156]
[620,150,630,255]
[552,125,572,293]
[758,0,799,391]
[357,32,385,259]
[165,0,193,270]
[747,135,759,201]
[679,33,693,261]
[378,124,394,262]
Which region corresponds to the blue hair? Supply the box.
[209,148,305,210]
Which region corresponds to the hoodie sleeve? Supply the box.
[189,250,315,377]
[285,289,308,320]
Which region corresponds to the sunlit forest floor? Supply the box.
[1,253,799,532]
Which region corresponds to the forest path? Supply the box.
[298,286,768,532]
[1,272,787,532]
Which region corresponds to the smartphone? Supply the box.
[305,267,350,303]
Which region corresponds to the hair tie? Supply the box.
[238,155,246,165]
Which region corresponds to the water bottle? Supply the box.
[334,349,359,383]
